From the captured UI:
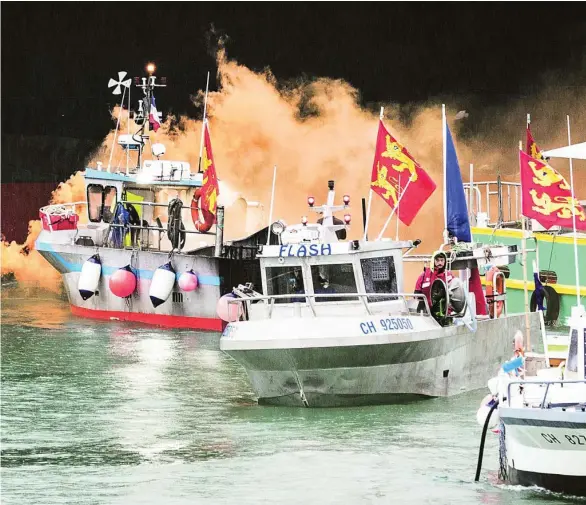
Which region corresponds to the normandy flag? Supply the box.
[526,123,547,162]
[201,120,220,216]
[519,149,586,230]
[370,120,436,225]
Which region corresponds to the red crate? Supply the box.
[40,211,79,231]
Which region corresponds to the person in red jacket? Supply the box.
[414,251,454,315]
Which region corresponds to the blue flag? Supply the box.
[445,122,471,242]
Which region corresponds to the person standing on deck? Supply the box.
[414,251,454,313]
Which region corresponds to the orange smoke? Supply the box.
[1,172,89,292]
[2,46,585,293]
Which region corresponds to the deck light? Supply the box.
[344,214,351,224]
[272,220,287,235]
[307,196,315,207]
[301,216,308,225]
[343,194,350,205]
[146,63,156,74]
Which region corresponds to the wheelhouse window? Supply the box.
[87,184,103,222]
[265,266,305,303]
[361,256,398,302]
[310,263,357,302]
[102,186,117,223]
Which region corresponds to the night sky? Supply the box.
[3,3,586,142]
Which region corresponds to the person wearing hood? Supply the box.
[414,250,454,313]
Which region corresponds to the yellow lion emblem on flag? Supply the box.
[530,190,586,221]
[381,135,418,182]
[528,160,570,190]
[371,162,398,206]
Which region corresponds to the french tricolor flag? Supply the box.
[149,96,161,132]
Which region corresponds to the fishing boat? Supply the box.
[466,130,586,330]
[218,176,540,407]
[475,305,586,496]
[34,64,269,330]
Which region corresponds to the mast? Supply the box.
[566,115,582,310]
[442,104,448,244]
[134,62,166,169]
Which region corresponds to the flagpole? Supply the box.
[126,82,131,176]
[442,104,448,244]
[395,173,401,241]
[363,106,384,241]
[566,115,581,309]
[198,71,211,174]
[266,164,277,246]
[377,176,413,240]
[107,86,128,173]
[519,140,531,352]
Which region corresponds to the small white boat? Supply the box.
[476,306,586,496]
[219,181,540,407]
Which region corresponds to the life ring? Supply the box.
[530,285,560,325]
[190,188,215,233]
[486,266,504,319]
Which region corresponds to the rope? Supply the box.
[167,198,186,250]
[474,398,499,482]
[498,421,508,481]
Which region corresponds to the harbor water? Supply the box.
[1,288,581,504]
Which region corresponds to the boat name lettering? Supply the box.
[541,433,586,446]
[278,244,332,257]
[360,317,414,334]
[222,325,235,338]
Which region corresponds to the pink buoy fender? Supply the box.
[109,265,137,298]
[178,269,199,292]
[216,293,240,322]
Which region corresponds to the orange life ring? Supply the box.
[190,188,215,233]
[486,266,504,319]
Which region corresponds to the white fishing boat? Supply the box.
[474,130,586,496]
[219,178,540,407]
[475,306,586,496]
[34,64,268,330]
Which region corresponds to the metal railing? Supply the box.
[227,292,431,320]
[505,379,586,408]
[463,180,521,227]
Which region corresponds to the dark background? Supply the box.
[2,3,586,239]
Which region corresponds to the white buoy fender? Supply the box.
[476,393,500,429]
[150,262,176,308]
[78,254,102,300]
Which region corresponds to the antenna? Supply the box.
[108,71,132,95]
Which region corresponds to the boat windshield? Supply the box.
[266,266,305,303]
[361,256,398,302]
[310,263,357,302]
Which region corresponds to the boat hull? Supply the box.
[221,312,541,407]
[472,226,586,326]
[500,406,586,496]
[35,236,260,331]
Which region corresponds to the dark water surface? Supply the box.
[1,290,581,504]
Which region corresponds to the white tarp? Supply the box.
[542,142,586,160]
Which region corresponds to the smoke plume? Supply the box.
[2,46,585,291]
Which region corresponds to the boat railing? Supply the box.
[227,292,432,320]
[505,379,586,409]
[40,201,88,215]
[463,180,521,227]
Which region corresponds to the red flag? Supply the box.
[526,124,546,162]
[370,120,436,225]
[519,149,586,230]
[201,121,220,216]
